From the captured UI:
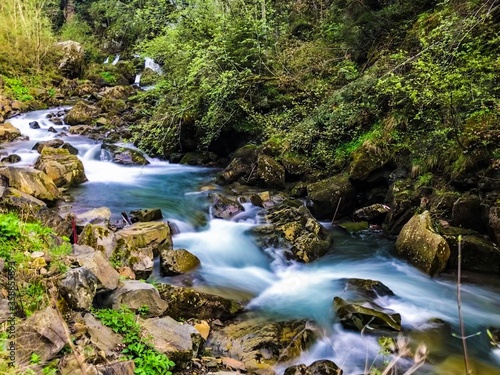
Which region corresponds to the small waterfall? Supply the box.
[134,74,142,85]
[82,144,102,161]
[112,54,120,65]
[103,56,110,64]
[144,57,162,74]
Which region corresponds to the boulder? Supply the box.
[210,193,244,220]
[353,203,391,223]
[208,317,316,373]
[281,153,309,179]
[0,122,21,142]
[284,360,343,375]
[306,174,356,219]
[75,207,112,227]
[180,151,213,166]
[79,224,118,259]
[140,316,203,368]
[96,361,135,375]
[1,154,21,163]
[489,205,500,246]
[395,211,450,276]
[338,221,369,234]
[54,40,84,78]
[129,208,163,223]
[348,142,394,185]
[333,297,401,332]
[65,101,100,125]
[160,248,200,276]
[339,278,395,301]
[34,147,87,187]
[71,245,120,291]
[69,125,93,135]
[383,180,419,236]
[29,121,40,129]
[61,142,79,155]
[59,267,98,310]
[157,284,243,321]
[101,280,168,316]
[451,195,486,234]
[32,139,65,153]
[101,143,149,166]
[440,227,500,274]
[217,145,259,185]
[16,307,69,364]
[116,221,172,255]
[257,154,285,189]
[84,314,123,358]
[100,85,135,101]
[256,200,332,263]
[0,166,61,203]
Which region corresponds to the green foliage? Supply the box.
[99,71,117,85]
[1,76,34,101]
[94,307,175,375]
[30,353,41,364]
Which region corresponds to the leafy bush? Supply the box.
[1,76,34,101]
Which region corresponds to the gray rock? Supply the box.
[210,193,244,220]
[1,154,21,163]
[75,207,112,227]
[96,361,135,375]
[160,248,200,276]
[129,208,163,223]
[79,224,118,259]
[59,267,98,310]
[71,247,119,291]
[306,174,356,219]
[84,314,123,358]
[32,139,65,153]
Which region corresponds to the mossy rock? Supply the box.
[179,151,212,166]
[139,68,161,86]
[281,153,309,178]
[348,142,394,185]
[101,143,149,166]
[257,154,285,189]
[306,174,356,219]
[65,100,101,125]
[160,248,201,276]
[34,147,87,187]
[338,221,369,234]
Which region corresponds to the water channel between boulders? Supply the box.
[3,107,500,374]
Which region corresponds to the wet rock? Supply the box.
[258,201,332,262]
[338,221,369,234]
[140,316,203,368]
[0,166,61,204]
[59,267,98,310]
[71,245,120,291]
[210,193,244,220]
[334,297,401,332]
[306,174,356,219]
[47,126,57,133]
[408,319,452,363]
[395,211,450,276]
[54,40,84,79]
[65,100,101,125]
[50,117,63,125]
[32,139,65,153]
[75,207,112,227]
[290,182,308,198]
[61,142,79,155]
[208,317,316,373]
[353,204,391,223]
[101,143,149,166]
[435,355,500,375]
[180,151,213,166]
[160,248,200,276]
[102,280,168,316]
[69,125,93,135]
[129,208,163,223]
[217,145,259,185]
[340,278,395,301]
[0,122,21,142]
[441,227,500,274]
[1,154,21,163]
[29,121,40,129]
[34,147,87,187]
[257,154,285,189]
[451,195,486,234]
[117,221,172,256]
[169,153,184,164]
[96,361,135,375]
[16,307,69,364]
[79,224,117,259]
[284,360,343,375]
[157,284,243,321]
[84,314,123,358]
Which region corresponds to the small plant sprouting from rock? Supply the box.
[93,307,175,375]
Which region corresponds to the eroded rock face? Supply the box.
[0,166,61,204]
[160,248,200,276]
[208,318,317,374]
[395,211,450,276]
[0,122,21,142]
[140,316,203,368]
[256,200,332,263]
[157,284,243,321]
[16,307,69,364]
[306,174,356,219]
[34,147,87,187]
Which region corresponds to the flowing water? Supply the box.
[3,108,500,374]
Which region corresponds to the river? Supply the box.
[4,107,500,374]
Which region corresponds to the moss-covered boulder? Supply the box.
[334,296,401,332]
[440,227,500,274]
[32,139,64,153]
[65,100,101,125]
[160,248,200,276]
[306,174,356,219]
[101,143,149,166]
[348,142,394,185]
[256,200,332,262]
[0,166,61,204]
[129,208,163,223]
[79,224,118,259]
[208,317,317,374]
[157,284,243,321]
[100,85,136,101]
[383,179,419,236]
[338,221,369,234]
[451,194,486,234]
[257,154,285,189]
[34,147,87,188]
[53,40,84,79]
[395,211,450,276]
[281,153,309,179]
[0,122,21,142]
[217,145,259,185]
[353,203,391,223]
